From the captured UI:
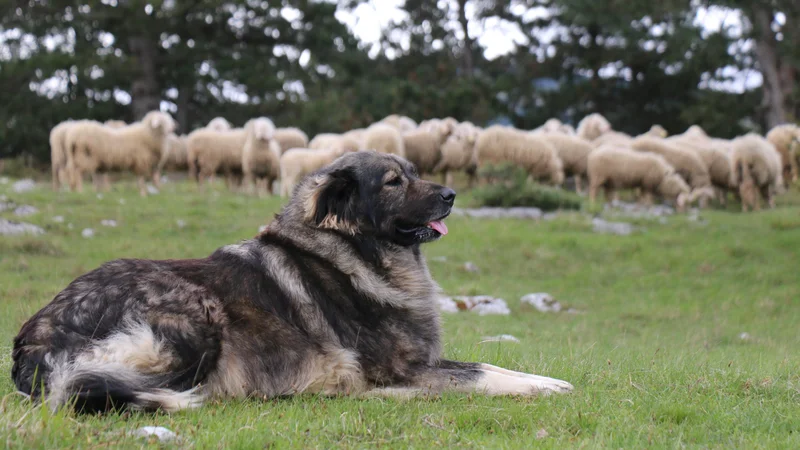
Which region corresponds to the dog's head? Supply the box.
[293,151,455,246]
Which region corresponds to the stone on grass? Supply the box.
[450,207,543,220]
[592,218,636,236]
[739,332,751,341]
[52,215,64,223]
[437,295,510,315]
[146,185,159,195]
[463,262,479,273]
[0,200,15,213]
[480,334,520,343]
[132,426,177,443]
[11,179,35,193]
[176,219,186,229]
[521,293,562,312]
[0,219,45,236]
[14,205,38,217]
[81,228,95,238]
[101,219,117,227]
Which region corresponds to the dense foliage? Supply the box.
[0,1,797,162]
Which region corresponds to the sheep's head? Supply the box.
[207,117,232,131]
[247,117,276,141]
[659,171,690,209]
[688,186,716,205]
[144,111,176,135]
[649,125,668,138]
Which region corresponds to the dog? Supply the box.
[11,151,573,413]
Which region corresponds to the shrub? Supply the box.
[472,163,582,211]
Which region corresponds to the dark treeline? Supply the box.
[1,0,797,162]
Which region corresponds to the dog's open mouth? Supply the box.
[396,213,450,242]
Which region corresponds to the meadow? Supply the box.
[1,174,799,449]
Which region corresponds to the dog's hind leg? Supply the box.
[362,360,573,399]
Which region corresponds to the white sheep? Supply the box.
[765,124,800,186]
[380,114,417,132]
[361,123,406,158]
[242,118,281,196]
[475,125,564,185]
[587,145,693,211]
[538,133,594,193]
[279,147,346,197]
[273,127,309,155]
[50,120,88,191]
[156,133,189,177]
[577,113,612,141]
[68,111,176,196]
[433,122,481,187]
[187,127,248,189]
[731,133,785,211]
[631,136,715,204]
[402,121,452,175]
[308,133,361,153]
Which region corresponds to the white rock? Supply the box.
[53,216,64,223]
[176,219,186,228]
[119,198,126,205]
[101,219,117,227]
[471,300,511,315]
[463,262,479,273]
[146,185,159,195]
[0,200,14,213]
[450,207,543,220]
[81,228,95,238]
[739,332,751,341]
[14,205,38,217]
[96,194,104,200]
[481,334,520,343]
[11,179,35,193]
[0,219,45,236]
[132,426,177,442]
[521,293,562,312]
[592,218,636,236]
[436,296,460,313]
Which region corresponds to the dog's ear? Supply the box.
[304,167,360,235]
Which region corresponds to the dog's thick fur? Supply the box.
[11,151,572,413]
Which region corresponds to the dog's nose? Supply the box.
[440,187,456,205]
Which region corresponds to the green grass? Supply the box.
[1,175,800,449]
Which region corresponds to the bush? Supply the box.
[472,164,582,211]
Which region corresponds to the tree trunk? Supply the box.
[456,0,474,76]
[751,5,786,129]
[176,87,190,133]
[128,35,160,120]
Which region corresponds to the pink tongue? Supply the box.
[427,220,448,236]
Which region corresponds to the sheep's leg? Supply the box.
[152,171,162,189]
[264,177,274,196]
[445,172,455,188]
[52,164,60,191]
[603,186,614,204]
[243,172,256,196]
[588,184,599,206]
[760,185,774,209]
[639,191,654,206]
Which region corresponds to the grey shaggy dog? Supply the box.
[12,151,573,413]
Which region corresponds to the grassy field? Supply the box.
[1,174,799,449]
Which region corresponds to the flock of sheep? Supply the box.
[48,110,799,211]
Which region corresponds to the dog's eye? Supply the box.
[385,177,402,187]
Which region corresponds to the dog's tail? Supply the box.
[12,322,206,414]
